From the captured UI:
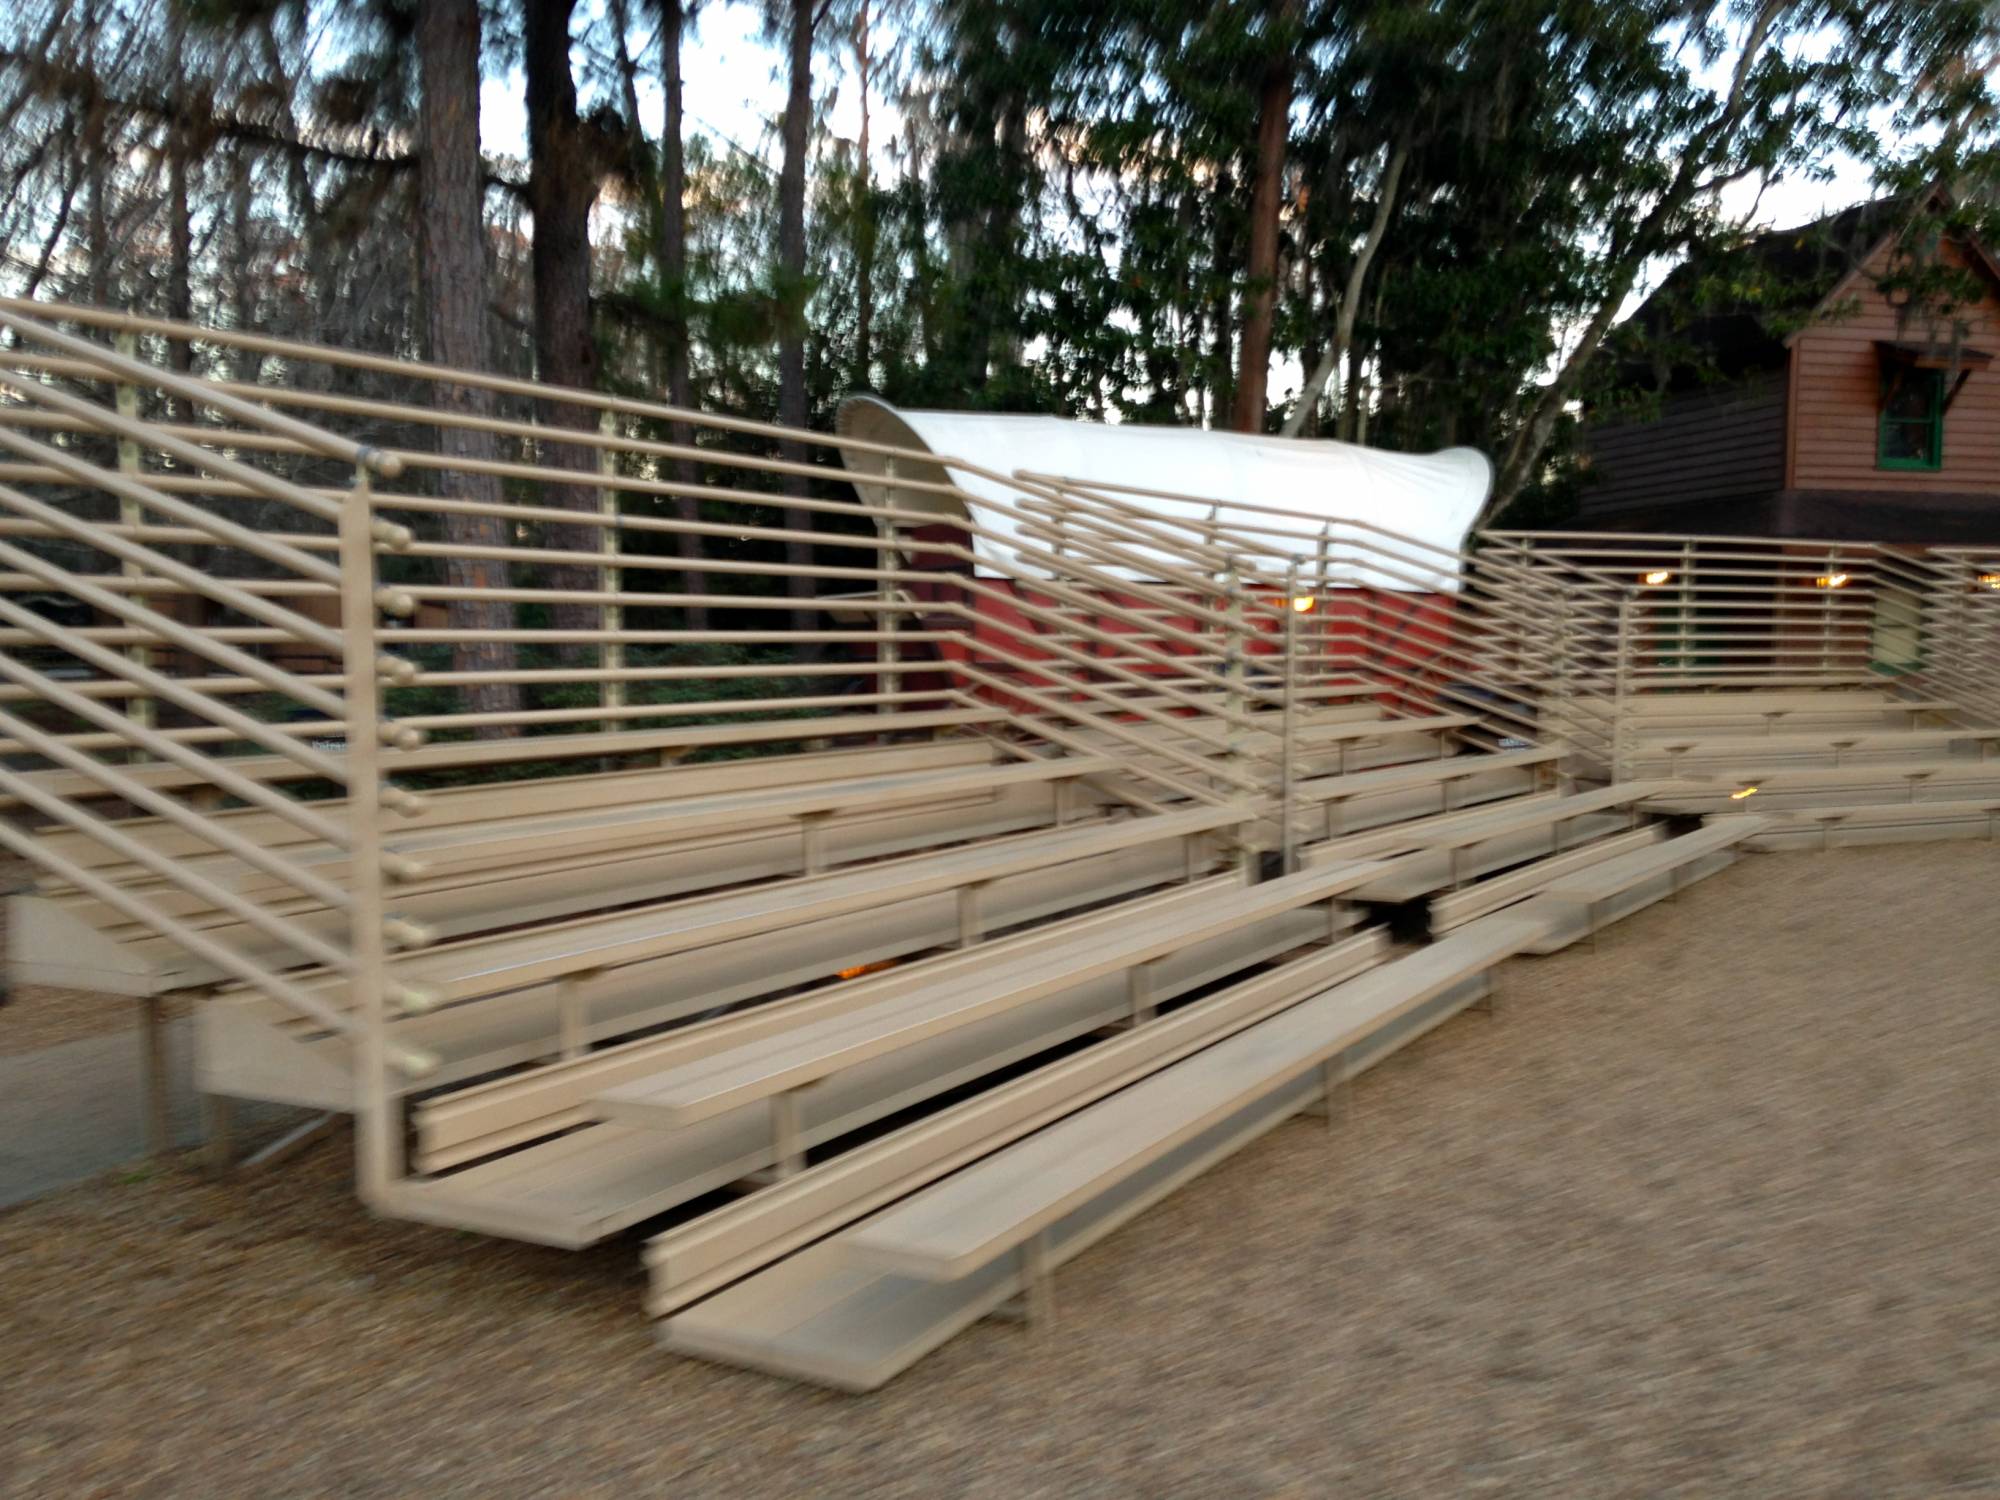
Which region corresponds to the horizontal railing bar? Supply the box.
[0,305,402,478]
[0,535,349,717]
[0,574,336,597]
[0,710,351,912]
[388,689,950,733]
[0,593,352,781]
[0,371,352,527]
[0,652,356,843]
[0,424,343,585]
[1482,527,1911,551]
[0,510,342,551]
[395,585,912,612]
[381,627,944,644]
[0,482,344,651]
[0,757,353,972]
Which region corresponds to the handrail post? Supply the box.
[1675,539,1693,678]
[1280,557,1301,874]
[112,326,156,751]
[1611,588,1637,783]
[877,457,900,730]
[1313,523,1331,702]
[1223,554,1245,779]
[340,465,397,1205]
[1551,581,1574,769]
[598,410,625,715]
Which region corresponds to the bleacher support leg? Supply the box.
[1472,972,1497,1016]
[799,813,830,877]
[202,1094,234,1175]
[772,1091,806,1180]
[1127,962,1156,1026]
[957,883,986,948]
[557,975,589,1059]
[141,996,170,1158]
[1321,1060,1349,1130]
[1022,1231,1055,1330]
[1053,777,1079,826]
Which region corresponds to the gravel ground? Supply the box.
[0,857,175,1057]
[2,842,1998,1498]
[0,986,191,1059]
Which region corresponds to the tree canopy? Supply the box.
[4,0,1997,523]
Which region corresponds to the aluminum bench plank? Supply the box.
[0,706,1011,805]
[1307,783,1686,873]
[239,805,1246,1012]
[1291,745,1559,805]
[394,904,1337,1243]
[30,739,998,878]
[1538,819,1768,902]
[1348,811,1636,904]
[409,871,1242,1165]
[642,929,1391,1315]
[659,916,1549,1390]
[1638,728,2000,763]
[593,860,1391,1132]
[841,913,1551,1281]
[1519,818,1768,954]
[1429,825,1666,932]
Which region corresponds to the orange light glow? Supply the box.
[1290,595,1317,614]
[838,959,900,980]
[1730,786,1759,800]
[1815,573,1850,589]
[1641,569,1673,586]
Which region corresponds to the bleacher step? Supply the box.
[659,913,1549,1390]
[1519,818,1768,954]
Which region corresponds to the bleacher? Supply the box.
[4,298,1997,1395]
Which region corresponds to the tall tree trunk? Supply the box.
[776,0,815,613]
[1209,168,1235,426]
[164,5,192,388]
[524,0,607,655]
[1283,134,1408,438]
[605,0,708,630]
[656,0,707,630]
[417,0,521,734]
[1230,49,1291,433]
[84,103,110,306]
[851,0,874,390]
[228,147,258,383]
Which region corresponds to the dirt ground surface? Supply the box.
[3,842,1998,1498]
[0,859,178,1057]
[0,986,188,1059]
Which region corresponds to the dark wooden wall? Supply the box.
[1579,373,1787,525]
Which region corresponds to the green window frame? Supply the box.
[1877,366,1945,471]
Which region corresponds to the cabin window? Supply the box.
[1877,367,1945,470]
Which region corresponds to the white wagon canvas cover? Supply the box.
[835,395,1493,591]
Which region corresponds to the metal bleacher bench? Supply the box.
[659,911,1550,1391]
[591,858,1395,1172]
[1519,818,1769,953]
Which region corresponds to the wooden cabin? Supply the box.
[1581,196,2000,542]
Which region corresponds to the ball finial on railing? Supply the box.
[380,785,429,818]
[375,654,419,686]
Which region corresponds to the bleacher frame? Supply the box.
[3,296,1999,1389]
